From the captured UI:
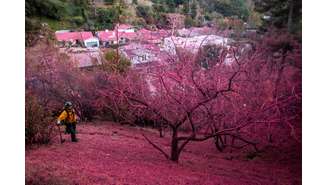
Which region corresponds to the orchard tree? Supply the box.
[119,47,252,162]
[98,31,301,162]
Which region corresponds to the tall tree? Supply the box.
[254,0,301,32]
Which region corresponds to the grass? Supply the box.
[26,122,301,185]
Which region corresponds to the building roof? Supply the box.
[55,30,71,33]
[55,32,93,42]
[119,32,137,40]
[97,28,169,42]
[97,30,137,41]
[97,30,116,41]
[116,24,134,30]
[136,29,170,42]
[84,37,100,42]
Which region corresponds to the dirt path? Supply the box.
[26,122,301,185]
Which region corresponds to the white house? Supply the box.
[83,37,100,48]
[116,24,135,33]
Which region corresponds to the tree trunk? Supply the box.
[110,110,117,122]
[170,127,180,162]
[287,0,294,32]
[214,135,223,151]
[159,124,164,138]
[213,127,224,152]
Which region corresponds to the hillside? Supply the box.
[25,0,256,30]
[25,1,302,185]
[26,122,301,185]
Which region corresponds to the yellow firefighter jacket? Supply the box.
[57,109,77,124]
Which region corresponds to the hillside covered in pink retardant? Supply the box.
[26,122,301,185]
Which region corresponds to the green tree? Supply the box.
[95,8,119,29]
[254,0,301,32]
[153,2,168,13]
[182,1,189,14]
[166,0,176,12]
[104,0,115,5]
[136,5,155,24]
[215,0,250,21]
[190,1,197,19]
[26,0,68,20]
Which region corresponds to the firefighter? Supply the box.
[57,101,79,142]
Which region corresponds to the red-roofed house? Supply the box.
[55,32,99,48]
[97,30,116,47]
[97,30,137,47]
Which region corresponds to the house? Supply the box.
[84,37,100,48]
[115,24,135,33]
[118,31,137,43]
[97,30,116,47]
[55,31,97,48]
[97,30,137,47]
[55,30,71,33]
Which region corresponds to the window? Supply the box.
[86,41,98,48]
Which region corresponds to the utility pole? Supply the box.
[188,0,191,16]
[287,0,294,33]
[115,1,123,67]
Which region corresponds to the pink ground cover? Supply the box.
[26,122,301,185]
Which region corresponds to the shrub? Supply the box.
[184,16,195,28]
[71,16,84,26]
[25,93,54,146]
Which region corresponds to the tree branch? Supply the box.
[221,133,259,152]
[142,133,170,159]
